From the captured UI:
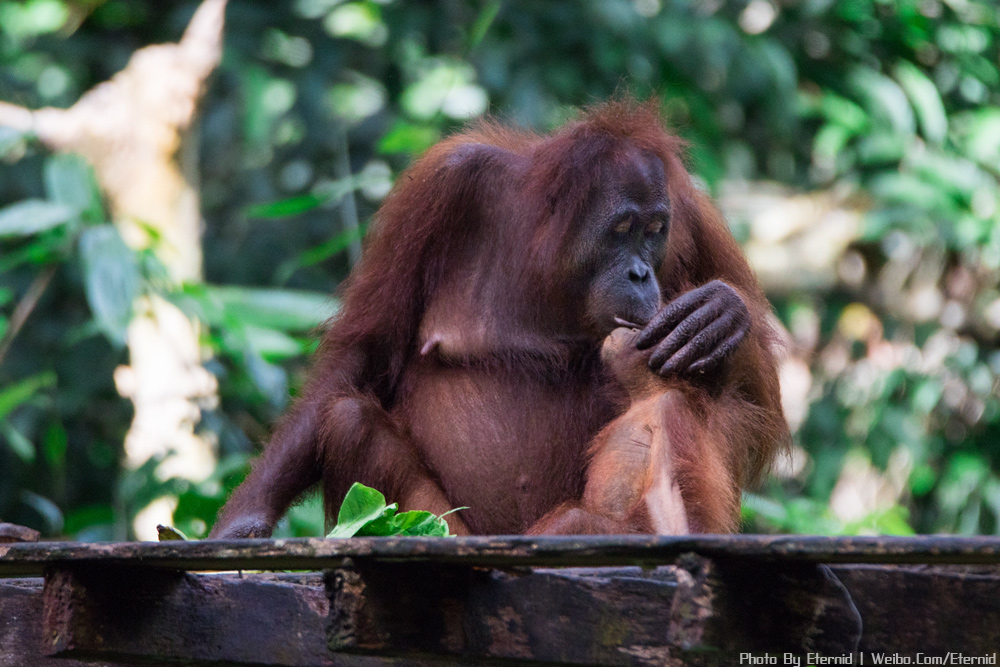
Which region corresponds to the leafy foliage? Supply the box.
[156,482,460,540]
[156,524,189,541]
[326,483,460,538]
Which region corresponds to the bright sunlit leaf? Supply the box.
[0,200,75,238]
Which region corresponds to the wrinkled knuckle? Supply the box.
[695,357,716,373]
[641,322,664,342]
[662,331,684,350]
[217,515,272,539]
[657,301,676,317]
[651,347,674,369]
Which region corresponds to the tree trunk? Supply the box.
[0,0,228,540]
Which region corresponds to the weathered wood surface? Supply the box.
[833,564,1000,655]
[4,534,1000,576]
[1,578,97,667]
[328,556,861,665]
[2,561,999,665]
[0,523,38,544]
[38,568,428,666]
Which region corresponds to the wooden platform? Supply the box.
[2,535,999,665]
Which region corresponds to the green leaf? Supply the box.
[843,506,915,536]
[468,0,501,49]
[848,68,915,135]
[1,421,36,464]
[868,172,954,215]
[910,464,937,496]
[285,492,325,537]
[911,380,943,415]
[44,153,103,220]
[758,37,797,95]
[203,285,337,331]
[326,483,464,538]
[813,124,854,162]
[909,149,989,199]
[953,109,1000,169]
[63,504,115,536]
[377,120,441,155]
[157,524,189,541]
[0,372,56,420]
[327,482,394,538]
[855,132,906,165]
[391,510,437,533]
[240,347,289,409]
[19,490,63,534]
[354,510,400,537]
[0,199,75,238]
[0,234,67,272]
[0,0,69,38]
[818,93,869,133]
[393,510,452,537]
[245,193,325,219]
[894,61,947,146]
[741,491,788,525]
[42,421,68,467]
[243,325,305,360]
[274,225,366,284]
[79,225,139,347]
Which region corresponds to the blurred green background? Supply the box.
[1,0,998,540]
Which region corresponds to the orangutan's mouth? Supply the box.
[614,316,642,329]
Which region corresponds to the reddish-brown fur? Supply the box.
[532,327,743,534]
[210,100,788,539]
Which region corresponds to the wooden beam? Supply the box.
[327,555,861,664]
[0,523,39,544]
[832,564,1000,655]
[4,562,999,665]
[39,568,409,666]
[4,535,1000,577]
[1,578,100,667]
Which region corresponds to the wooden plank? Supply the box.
[832,564,1000,656]
[5,562,998,665]
[4,535,1000,576]
[0,523,39,544]
[39,567,422,666]
[0,578,105,667]
[327,555,861,664]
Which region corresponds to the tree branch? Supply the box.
[0,265,58,367]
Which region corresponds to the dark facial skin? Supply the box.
[581,150,751,381]
[581,150,669,336]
